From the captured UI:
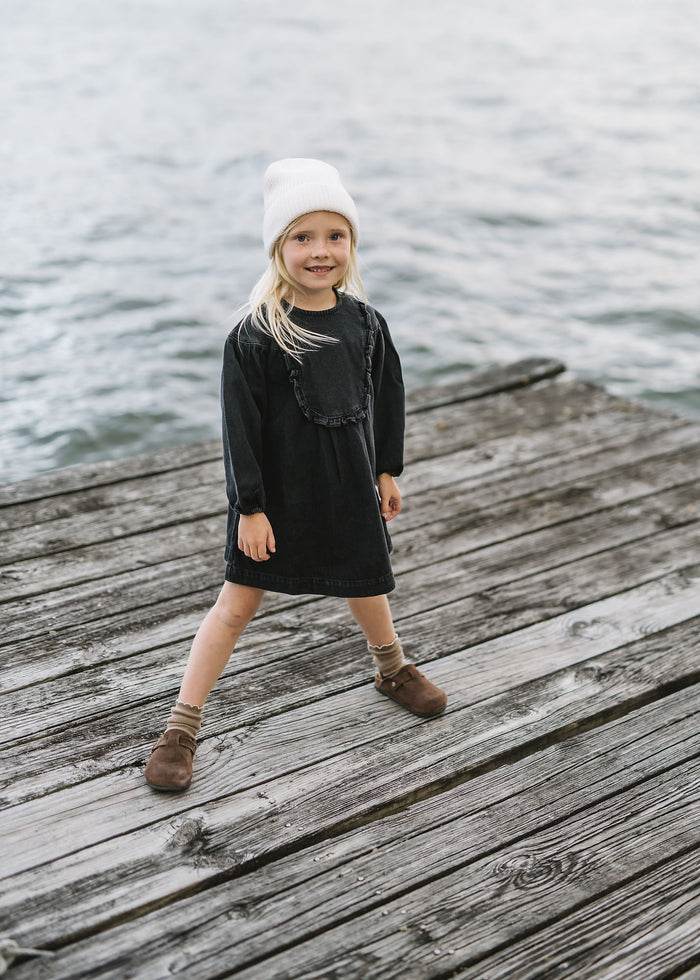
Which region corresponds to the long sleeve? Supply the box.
[221,329,268,515]
[371,309,405,478]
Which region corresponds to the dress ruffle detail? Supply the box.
[283,302,377,427]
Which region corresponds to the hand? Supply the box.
[238,512,276,561]
[377,473,402,522]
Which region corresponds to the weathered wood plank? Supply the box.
[0,383,680,555]
[0,359,566,510]
[5,684,697,973]
[0,458,225,535]
[398,424,700,532]
[1,366,696,980]
[402,409,687,498]
[397,378,624,464]
[3,448,699,646]
[4,498,700,771]
[2,405,680,569]
[226,788,700,980]
[393,465,700,566]
[2,590,698,926]
[4,406,699,681]
[0,483,227,568]
[405,356,566,412]
[7,680,699,977]
[3,414,698,597]
[5,413,699,687]
[452,850,700,980]
[0,440,222,508]
[0,375,622,542]
[4,545,700,756]
[4,532,700,809]
[3,515,698,705]
[0,526,226,642]
[2,387,632,582]
[2,486,698,748]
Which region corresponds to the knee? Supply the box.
[212,601,253,633]
[213,587,261,631]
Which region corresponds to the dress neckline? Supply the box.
[291,290,346,317]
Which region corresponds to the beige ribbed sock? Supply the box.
[165,700,203,740]
[368,635,407,678]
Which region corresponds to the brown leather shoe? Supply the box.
[375,664,447,717]
[144,729,196,791]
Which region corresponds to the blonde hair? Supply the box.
[246,214,368,359]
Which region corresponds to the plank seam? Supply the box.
[664,952,700,980]
[0,452,225,509]
[422,842,700,980]
[204,843,700,980]
[0,361,566,507]
[5,649,699,838]
[4,484,699,643]
[3,412,690,542]
[405,359,567,414]
[0,581,323,655]
[261,676,700,859]
[394,513,700,596]
[3,540,699,701]
[397,435,700,536]
[2,414,693,564]
[26,738,700,962]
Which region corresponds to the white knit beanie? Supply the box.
[262,158,360,256]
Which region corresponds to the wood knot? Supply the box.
[567,617,619,641]
[574,661,622,684]
[167,814,208,853]
[492,851,587,891]
[166,814,246,871]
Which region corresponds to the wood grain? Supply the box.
[9,688,697,977]
[1,363,696,980]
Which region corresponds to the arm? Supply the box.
[371,309,405,479]
[221,329,268,515]
[221,328,276,560]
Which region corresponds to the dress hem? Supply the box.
[224,563,395,598]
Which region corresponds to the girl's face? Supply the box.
[280,211,352,310]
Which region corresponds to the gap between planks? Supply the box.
[0,357,566,510]
[0,373,631,548]
[3,594,699,885]
[3,426,699,644]
[4,684,699,975]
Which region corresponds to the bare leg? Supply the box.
[346,594,396,647]
[179,582,264,706]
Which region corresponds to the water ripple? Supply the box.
[2,0,699,482]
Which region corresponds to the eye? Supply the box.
[294,234,308,242]
[330,232,343,241]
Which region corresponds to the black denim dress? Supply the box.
[221,292,405,597]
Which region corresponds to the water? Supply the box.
[2,0,699,483]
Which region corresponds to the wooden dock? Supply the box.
[1,358,699,979]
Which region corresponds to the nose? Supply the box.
[310,238,329,258]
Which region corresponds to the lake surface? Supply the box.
[2,0,699,482]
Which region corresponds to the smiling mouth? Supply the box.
[306,266,333,273]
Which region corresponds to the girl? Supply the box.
[145,159,447,792]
